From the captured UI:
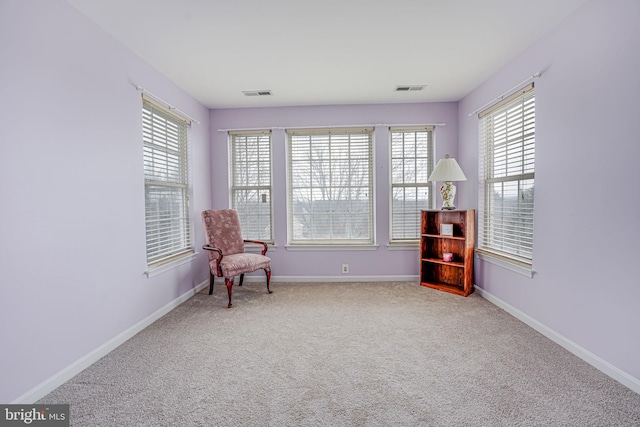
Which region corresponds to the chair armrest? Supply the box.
[202,245,224,276]
[202,244,223,257]
[244,239,269,255]
[202,244,224,260]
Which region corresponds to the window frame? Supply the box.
[389,126,435,245]
[229,130,274,244]
[142,96,194,271]
[477,83,535,276]
[286,127,375,247]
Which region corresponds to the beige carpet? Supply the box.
[39,281,640,426]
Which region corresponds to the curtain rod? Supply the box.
[467,72,541,117]
[135,85,201,124]
[217,123,447,132]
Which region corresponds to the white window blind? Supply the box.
[478,84,535,265]
[230,131,273,242]
[142,97,192,265]
[287,127,374,245]
[390,126,434,242]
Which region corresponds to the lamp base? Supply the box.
[439,181,457,210]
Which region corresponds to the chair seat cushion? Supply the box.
[213,253,271,278]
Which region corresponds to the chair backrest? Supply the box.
[201,210,245,263]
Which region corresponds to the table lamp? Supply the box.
[428,154,467,210]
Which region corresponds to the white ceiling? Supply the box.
[67,0,588,109]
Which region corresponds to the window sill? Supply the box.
[145,251,198,278]
[386,242,419,251]
[475,249,534,278]
[285,244,379,251]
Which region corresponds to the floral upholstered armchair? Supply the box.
[201,209,272,308]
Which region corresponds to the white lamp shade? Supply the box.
[428,155,467,182]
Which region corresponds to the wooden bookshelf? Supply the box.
[420,209,475,296]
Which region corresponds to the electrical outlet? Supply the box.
[342,264,349,274]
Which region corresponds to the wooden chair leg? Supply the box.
[265,268,272,294]
[238,273,245,286]
[208,272,215,295]
[225,277,234,308]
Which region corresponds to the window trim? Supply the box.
[145,251,198,278]
[229,130,274,243]
[476,249,534,278]
[388,126,434,244]
[142,95,194,269]
[286,127,375,246]
[477,83,535,273]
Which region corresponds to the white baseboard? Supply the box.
[475,287,640,395]
[12,280,209,404]
[220,275,420,283]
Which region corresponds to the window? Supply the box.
[478,83,535,272]
[287,127,374,245]
[142,97,192,266]
[390,126,434,242]
[230,131,273,242]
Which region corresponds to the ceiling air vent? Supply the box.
[395,85,426,92]
[242,90,273,96]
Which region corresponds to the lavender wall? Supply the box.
[0,0,211,403]
[210,103,458,278]
[458,0,640,384]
